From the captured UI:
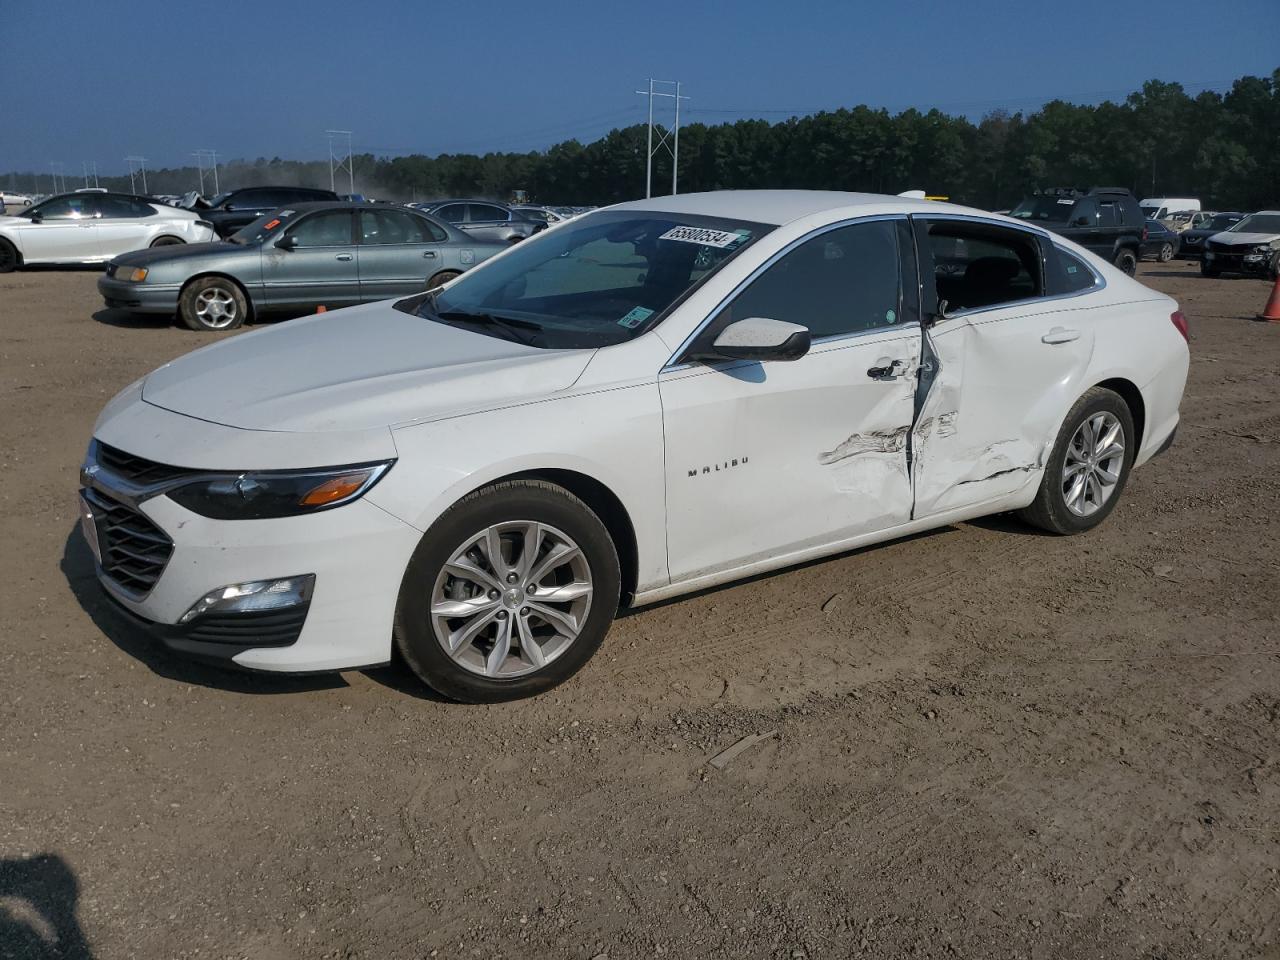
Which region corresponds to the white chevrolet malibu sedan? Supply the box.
[80,191,1189,701]
[0,191,215,271]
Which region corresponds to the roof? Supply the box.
[606,190,979,226]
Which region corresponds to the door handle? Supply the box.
[423,250,436,258]
[867,358,909,380]
[1041,327,1080,344]
[335,253,353,261]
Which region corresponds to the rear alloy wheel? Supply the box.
[0,238,18,273]
[395,480,621,703]
[1018,387,1135,535]
[1158,242,1174,262]
[150,236,183,248]
[180,276,247,331]
[1113,248,1137,276]
[427,269,461,289]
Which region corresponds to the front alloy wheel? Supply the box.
[395,480,621,702]
[431,520,593,679]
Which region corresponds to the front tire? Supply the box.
[0,238,18,273]
[1113,248,1137,276]
[1017,387,1135,535]
[394,480,621,703]
[1200,260,1220,278]
[179,276,247,331]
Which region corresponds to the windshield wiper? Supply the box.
[436,310,542,345]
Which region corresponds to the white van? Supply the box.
[1141,197,1201,221]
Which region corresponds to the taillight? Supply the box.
[1142,226,1149,241]
[1171,310,1189,342]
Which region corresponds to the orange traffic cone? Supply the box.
[1259,278,1280,323]
[316,304,327,314]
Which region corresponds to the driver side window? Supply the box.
[715,219,904,340]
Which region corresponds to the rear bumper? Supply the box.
[98,276,182,314]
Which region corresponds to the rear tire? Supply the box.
[179,276,247,332]
[427,269,461,289]
[1158,242,1174,262]
[0,238,18,273]
[394,480,621,703]
[1113,248,1137,276]
[150,236,184,248]
[1017,387,1135,535]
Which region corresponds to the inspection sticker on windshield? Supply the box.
[659,226,745,248]
[617,306,654,329]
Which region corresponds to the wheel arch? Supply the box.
[180,271,256,319]
[489,468,640,606]
[0,233,24,267]
[1094,376,1146,450]
[150,234,185,246]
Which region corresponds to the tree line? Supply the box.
[8,71,1277,211]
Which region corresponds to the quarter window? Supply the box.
[715,220,904,340]
[1047,247,1099,295]
[926,223,1042,312]
[287,210,352,247]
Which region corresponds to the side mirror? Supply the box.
[275,234,297,251]
[705,317,810,363]
[29,213,42,223]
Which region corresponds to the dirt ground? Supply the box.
[1,260,1278,960]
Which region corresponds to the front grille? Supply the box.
[82,487,173,595]
[186,607,309,647]
[97,442,194,486]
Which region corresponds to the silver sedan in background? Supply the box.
[98,202,507,331]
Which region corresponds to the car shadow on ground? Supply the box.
[0,853,94,959]
[59,528,348,695]
[91,307,175,330]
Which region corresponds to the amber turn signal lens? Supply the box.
[128,268,148,282]
[298,472,370,507]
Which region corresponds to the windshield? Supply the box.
[228,209,296,244]
[208,192,231,208]
[1207,214,1242,229]
[1009,196,1077,222]
[411,211,770,349]
[1228,214,1280,234]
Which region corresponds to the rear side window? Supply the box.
[434,204,466,223]
[469,204,507,223]
[1098,202,1121,227]
[925,222,1043,312]
[360,209,441,244]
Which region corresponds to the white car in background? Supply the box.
[0,191,33,212]
[80,190,1188,702]
[0,191,215,272]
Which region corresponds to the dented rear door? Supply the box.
[909,219,1096,518]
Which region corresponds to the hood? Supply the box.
[1208,231,1280,247]
[113,241,236,267]
[141,300,594,433]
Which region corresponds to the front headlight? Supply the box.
[1254,244,1274,255]
[167,461,394,520]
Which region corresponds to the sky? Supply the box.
[3,0,1277,176]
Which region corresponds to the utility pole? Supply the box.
[192,149,220,195]
[634,79,689,198]
[125,156,149,194]
[82,161,99,189]
[49,162,66,194]
[326,130,354,195]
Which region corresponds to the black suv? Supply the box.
[201,186,339,238]
[1009,187,1144,275]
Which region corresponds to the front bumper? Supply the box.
[97,275,183,314]
[81,475,423,673]
[1203,249,1274,274]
